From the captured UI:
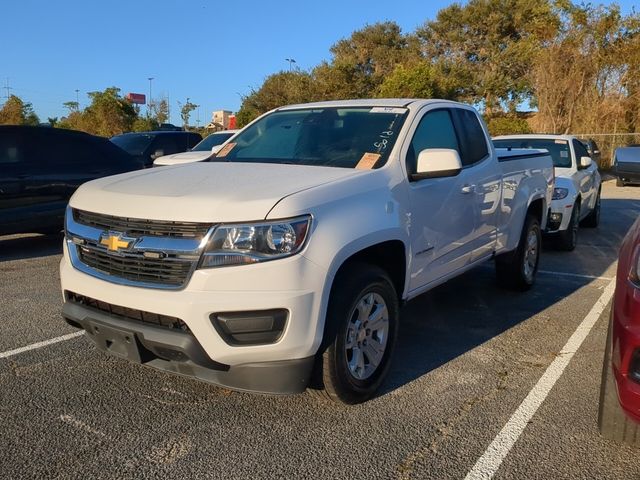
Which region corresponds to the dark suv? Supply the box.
[110,131,202,167]
[0,126,143,236]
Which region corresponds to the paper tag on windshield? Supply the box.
[370,107,407,114]
[554,140,567,145]
[216,142,236,157]
[356,152,381,170]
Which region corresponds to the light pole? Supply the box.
[285,58,296,71]
[147,77,154,117]
[75,89,79,106]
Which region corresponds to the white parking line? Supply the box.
[464,277,616,480]
[0,331,84,360]
[537,270,614,281]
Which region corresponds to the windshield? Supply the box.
[494,138,571,168]
[192,132,235,152]
[215,107,408,169]
[111,134,154,156]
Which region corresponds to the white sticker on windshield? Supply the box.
[554,140,568,145]
[370,107,407,114]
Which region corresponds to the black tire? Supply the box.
[496,213,541,291]
[313,263,399,404]
[581,190,601,228]
[557,202,580,251]
[617,178,625,187]
[598,314,640,445]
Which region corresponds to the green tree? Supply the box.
[417,0,559,114]
[150,98,169,124]
[63,101,79,113]
[178,98,198,128]
[0,95,40,125]
[377,62,469,99]
[47,117,58,127]
[236,71,318,126]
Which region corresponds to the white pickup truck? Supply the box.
[494,135,601,250]
[61,99,553,404]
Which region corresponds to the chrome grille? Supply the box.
[73,209,211,238]
[76,244,193,287]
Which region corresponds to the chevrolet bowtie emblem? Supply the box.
[100,233,133,252]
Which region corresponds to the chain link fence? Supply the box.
[573,133,640,170]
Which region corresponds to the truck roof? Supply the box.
[278,98,469,111]
[494,134,577,142]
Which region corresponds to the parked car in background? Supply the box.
[61,99,553,403]
[0,125,143,236]
[493,134,601,251]
[598,215,640,446]
[581,138,602,166]
[153,129,239,167]
[111,131,202,168]
[613,146,640,186]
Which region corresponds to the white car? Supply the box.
[153,129,239,166]
[61,99,553,403]
[494,134,601,250]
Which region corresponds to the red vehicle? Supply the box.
[599,216,640,444]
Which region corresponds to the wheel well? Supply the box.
[527,198,544,223]
[335,240,406,299]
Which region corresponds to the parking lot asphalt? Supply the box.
[1,179,639,479]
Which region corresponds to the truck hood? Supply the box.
[70,162,359,222]
[153,150,212,166]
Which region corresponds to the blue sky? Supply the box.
[1,0,636,123]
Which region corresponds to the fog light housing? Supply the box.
[210,309,288,346]
[548,212,563,231]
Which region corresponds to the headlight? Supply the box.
[552,187,569,200]
[199,216,311,268]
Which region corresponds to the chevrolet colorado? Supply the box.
[61,99,553,403]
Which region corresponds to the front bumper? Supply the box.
[612,298,640,423]
[62,302,314,394]
[60,242,328,393]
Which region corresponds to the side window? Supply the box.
[0,132,24,164]
[152,135,180,156]
[573,139,590,161]
[407,109,460,176]
[451,109,489,166]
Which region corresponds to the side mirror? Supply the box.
[412,148,462,181]
[211,145,223,154]
[579,156,592,169]
[151,149,165,160]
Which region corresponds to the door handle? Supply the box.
[461,184,476,194]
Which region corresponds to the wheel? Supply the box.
[557,202,580,251]
[314,263,399,404]
[496,213,541,291]
[617,178,625,187]
[598,315,640,445]
[581,190,601,228]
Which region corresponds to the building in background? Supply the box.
[206,110,236,131]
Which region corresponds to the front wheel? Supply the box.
[315,264,399,404]
[496,213,541,291]
[581,190,601,228]
[557,202,580,251]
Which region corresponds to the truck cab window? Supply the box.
[407,109,460,175]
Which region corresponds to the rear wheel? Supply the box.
[314,263,399,404]
[496,213,541,291]
[581,190,601,228]
[557,202,580,251]
[617,178,625,187]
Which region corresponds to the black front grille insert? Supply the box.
[77,245,192,287]
[65,291,191,332]
[73,209,212,239]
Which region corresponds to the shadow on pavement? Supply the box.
[0,233,64,262]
